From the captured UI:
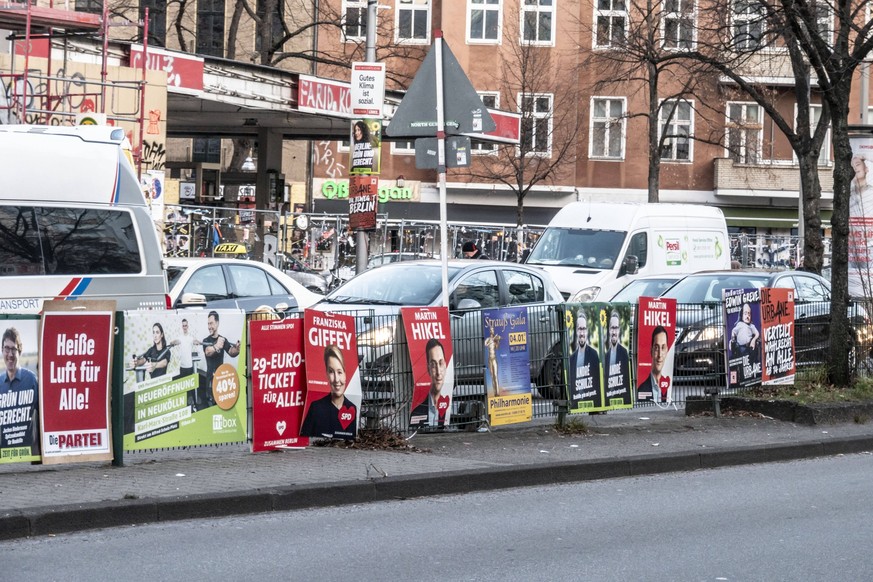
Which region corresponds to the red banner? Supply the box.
[249,318,309,452]
[348,175,378,230]
[39,304,114,464]
[401,307,454,429]
[300,310,361,440]
[761,288,796,385]
[635,297,677,405]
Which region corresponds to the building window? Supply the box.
[725,102,762,164]
[256,0,285,53]
[391,140,415,155]
[731,0,765,51]
[140,0,167,47]
[520,93,552,155]
[473,93,500,154]
[659,99,693,162]
[344,0,368,41]
[522,0,554,45]
[663,0,693,49]
[801,104,831,166]
[397,0,430,43]
[468,0,501,43]
[193,138,222,163]
[590,97,625,159]
[595,0,626,48]
[197,0,225,57]
[75,0,102,14]
[815,3,832,39]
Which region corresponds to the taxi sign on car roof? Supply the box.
[214,243,247,254]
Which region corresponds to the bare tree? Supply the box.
[455,11,582,227]
[581,0,723,203]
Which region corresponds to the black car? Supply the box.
[661,270,872,384]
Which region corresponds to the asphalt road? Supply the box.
[6,452,872,581]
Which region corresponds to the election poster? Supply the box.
[401,307,454,430]
[300,310,361,440]
[349,118,382,175]
[122,309,248,450]
[39,301,114,465]
[724,288,763,389]
[848,135,873,298]
[761,288,796,385]
[600,303,634,409]
[250,317,309,452]
[483,306,532,427]
[1,318,41,464]
[635,297,677,405]
[566,303,606,413]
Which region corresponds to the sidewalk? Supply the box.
[3,407,873,540]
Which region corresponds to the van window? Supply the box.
[626,232,648,268]
[0,206,142,276]
[525,228,626,269]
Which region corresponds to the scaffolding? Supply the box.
[0,0,150,176]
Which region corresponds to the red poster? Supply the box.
[401,307,454,429]
[300,310,361,440]
[761,288,796,385]
[249,318,309,452]
[348,175,378,231]
[635,297,677,406]
[39,305,114,464]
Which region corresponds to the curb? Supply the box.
[3,435,873,540]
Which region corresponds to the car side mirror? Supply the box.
[619,255,639,277]
[179,292,207,307]
[457,298,481,310]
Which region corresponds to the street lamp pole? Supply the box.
[355,0,379,275]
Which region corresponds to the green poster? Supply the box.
[122,309,247,450]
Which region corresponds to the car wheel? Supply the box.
[537,343,566,400]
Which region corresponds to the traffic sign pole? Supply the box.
[435,30,449,307]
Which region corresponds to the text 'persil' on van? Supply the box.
[0,125,169,313]
[523,201,730,302]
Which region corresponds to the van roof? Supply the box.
[0,125,146,207]
[549,202,725,230]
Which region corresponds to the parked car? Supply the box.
[660,270,871,383]
[313,260,566,398]
[610,275,682,303]
[166,258,322,313]
[276,253,329,294]
[367,251,436,269]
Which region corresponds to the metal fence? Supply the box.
[339,301,873,434]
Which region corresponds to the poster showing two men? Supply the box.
[401,307,454,430]
[123,310,248,450]
[567,303,633,413]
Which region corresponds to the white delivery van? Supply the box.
[0,125,169,313]
[524,202,730,301]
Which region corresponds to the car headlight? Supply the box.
[570,286,601,303]
[683,325,722,343]
[358,323,396,347]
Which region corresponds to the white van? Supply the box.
[0,125,168,313]
[524,202,730,301]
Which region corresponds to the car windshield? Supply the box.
[525,227,626,269]
[326,264,462,306]
[612,278,679,302]
[166,265,187,290]
[662,274,771,303]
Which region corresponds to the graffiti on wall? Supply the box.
[314,140,347,179]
